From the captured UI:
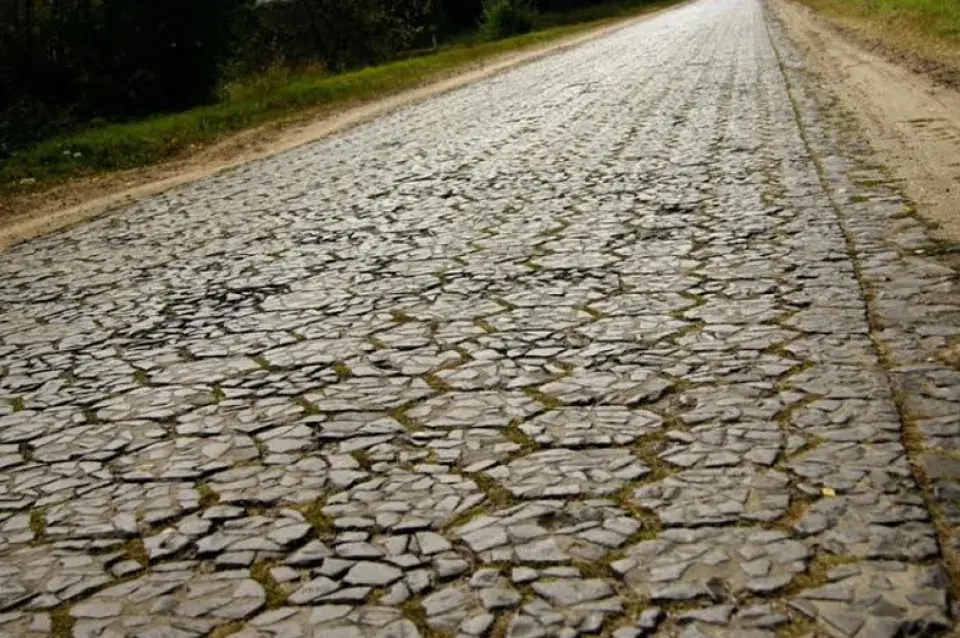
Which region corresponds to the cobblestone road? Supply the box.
[2,0,960,636]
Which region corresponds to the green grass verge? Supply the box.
[797,0,960,65]
[0,0,676,192]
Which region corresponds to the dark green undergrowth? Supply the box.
[0,0,676,192]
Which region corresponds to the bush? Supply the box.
[481,0,536,40]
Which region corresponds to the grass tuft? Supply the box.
[197,483,221,508]
[124,538,150,566]
[49,604,75,638]
[251,559,289,608]
[298,499,334,536]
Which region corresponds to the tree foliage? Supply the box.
[0,0,630,157]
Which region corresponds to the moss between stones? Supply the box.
[123,538,150,567]
[250,559,288,609]
[49,604,76,638]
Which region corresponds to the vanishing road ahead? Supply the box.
[2,0,959,636]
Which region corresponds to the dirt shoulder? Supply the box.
[0,6,683,252]
[773,0,960,245]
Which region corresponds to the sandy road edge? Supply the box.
[772,0,960,246]
[0,3,687,252]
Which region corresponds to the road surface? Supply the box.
[1,0,958,636]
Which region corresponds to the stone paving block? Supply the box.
[0,0,955,634]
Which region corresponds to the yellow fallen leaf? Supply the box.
[822,487,836,497]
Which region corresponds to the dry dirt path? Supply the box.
[1,0,959,636]
[774,0,960,245]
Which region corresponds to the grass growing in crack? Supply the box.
[632,432,671,482]
[49,604,75,638]
[776,618,818,638]
[399,598,455,638]
[211,385,227,403]
[613,486,663,541]
[8,396,25,412]
[251,559,289,608]
[578,305,606,321]
[473,318,497,334]
[522,387,562,410]
[29,509,46,537]
[208,622,245,638]
[503,421,540,454]
[252,355,275,371]
[767,497,814,534]
[367,336,388,350]
[124,538,150,566]
[389,406,420,431]
[783,553,861,595]
[332,361,353,381]
[299,500,334,536]
[350,449,374,471]
[471,473,517,509]
[292,395,322,415]
[197,484,221,508]
[422,373,453,393]
[939,335,960,370]
[390,310,414,324]
[132,369,150,385]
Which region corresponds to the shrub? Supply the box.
[481,0,536,41]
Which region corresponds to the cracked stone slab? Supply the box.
[614,527,809,602]
[71,566,265,637]
[659,420,783,468]
[0,460,113,512]
[788,398,902,443]
[537,369,674,407]
[0,546,114,612]
[793,490,938,562]
[787,441,913,493]
[149,357,261,385]
[42,482,201,540]
[110,434,260,481]
[484,307,594,332]
[94,386,216,421]
[323,468,485,532]
[175,399,306,437]
[405,392,541,430]
[518,406,663,447]
[407,428,521,472]
[683,297,782,324]
[785,365,891,400]
[454,499,642,563]
[789,562,951,638]
[195,510,313,559]
[575,316,691,345]
[433,358,558,391]
[671,383,786,425]
[303,377,435,412]
[486,448,649,498]
[205,457,337,505]
[673,323,795,353]
[422,570,622,636]
[234,605,420,638]
[631,468,791,526]
[23,420,167,464]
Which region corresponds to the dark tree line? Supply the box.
[0,0,618,156]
